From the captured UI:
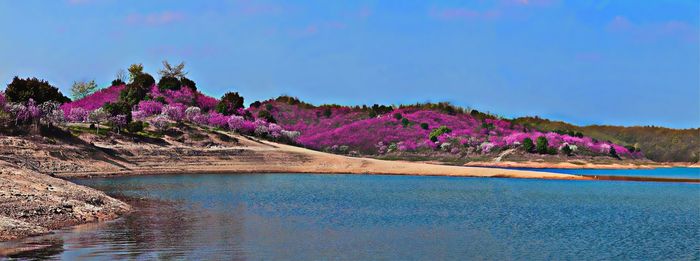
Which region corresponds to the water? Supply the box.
[519,167,700,179]
[4,173,700,260]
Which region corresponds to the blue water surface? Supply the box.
[7,173,700,260]
[519,167,700,179]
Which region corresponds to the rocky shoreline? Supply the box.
[0,162,130,242]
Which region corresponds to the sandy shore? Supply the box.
[2,127,695,245]
[463,161,679,170]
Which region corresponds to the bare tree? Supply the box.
[158,60,187,79]
[115,69,127,83]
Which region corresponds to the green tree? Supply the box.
[420,123,429,130]
[536,136,549,154]
[429,126,452,142]
[158,76,181,91]
[257,110,276,123]
[70,80,98,100]
[522,138,534,153]
[128,63,144,83]
[609,146,619,159]
[180,77,197,91]
[216,92,244,115]
[5,76,70,103]
[120,73,155,106]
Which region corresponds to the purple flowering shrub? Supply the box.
[60,85,125,116]
[248,100,640,158]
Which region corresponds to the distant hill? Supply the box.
[512,117,699,162]
[249,96,645,162]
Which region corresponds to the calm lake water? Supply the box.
[6,173,700,260]
[517,167,700,179]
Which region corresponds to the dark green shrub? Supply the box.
[610,146,619,159]
[547,147,557,155]
[561,145,573,156]
[420,123,429,130]
[258,110,276,123]
[216,92,244,115]
[536,137,548,154]
[265,103,274,111]
[120,73,154,106]
[111,79,125,86]
[523,138,534,153]
[5,76,70,103]
[250,101,262,108]
[180,77,196,91]
[393,113,402,120]
[126,121,145,133]
[158,76,181,91]
[401,118,410,127]
[102,101,132,123]
[429,126,452,142]
[323,107,332,118]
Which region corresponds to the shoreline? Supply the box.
[1,131,697,247]
[463,161,697,170]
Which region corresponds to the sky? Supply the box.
[0,0,698,128]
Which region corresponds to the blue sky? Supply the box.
[0,0,698,128]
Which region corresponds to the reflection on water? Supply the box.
[3,174,700,260]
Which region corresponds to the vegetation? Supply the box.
[429,126,452,142]
[5,76,70,103]
[70,80,98,100]
[535,136,548,154]
[522,137,534,153]
[513,116,699,162]
[216,92,244,115]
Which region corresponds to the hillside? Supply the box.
[512,117,700,162]
[247,97,650,165]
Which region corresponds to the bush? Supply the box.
[5,76,70,104]
[126,121,145,133]
[523,137,534,153]
[393,113,402,120]
[258,110,276,123]
[111,79,125,86]
[216,92,244,115]
[561,145,573,156]
[250,101,262,108]
[429,126,452,142]
[323,107,332,118]
[610,146,619,159]
[102,101,133,123]
[536,136,548,154]
[401,118,410,127]
[120,73,154,106]
[158,76,181,91]
[420,122,429,130]
[180,77,196,91]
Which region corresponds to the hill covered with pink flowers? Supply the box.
[248,97,644,163]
